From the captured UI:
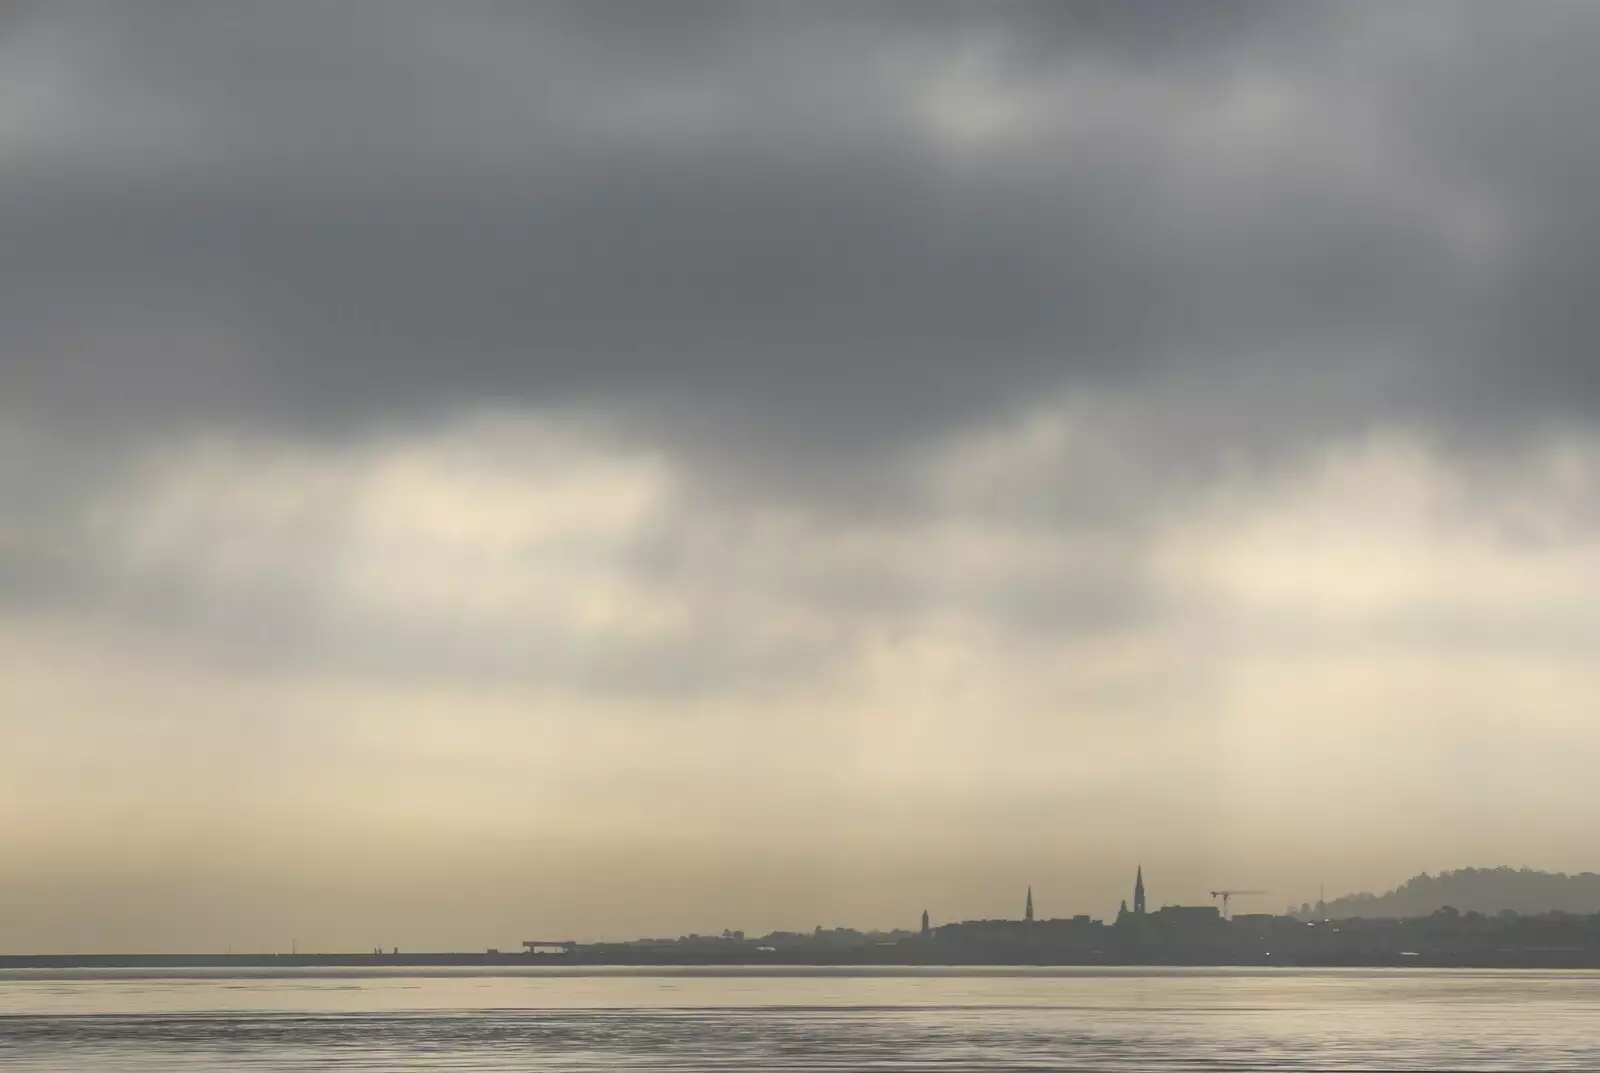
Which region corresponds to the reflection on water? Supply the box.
[2,967,1596,1071]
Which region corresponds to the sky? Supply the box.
[3,1,1600,953]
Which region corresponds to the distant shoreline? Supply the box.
[7,951,1600,970]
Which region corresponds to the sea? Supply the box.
[1,966,1597,1071]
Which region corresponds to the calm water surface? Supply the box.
[1,966,1597,1070]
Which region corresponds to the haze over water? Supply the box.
[2,968,1597,1071]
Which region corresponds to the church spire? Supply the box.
[1025,886,1034,923]
[1134,865,1146,915]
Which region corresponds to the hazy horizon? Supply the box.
[5,2,1600,954]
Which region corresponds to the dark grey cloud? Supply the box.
[1394,4,1600,435]
[0,0,1597,618]
[3,1,1571,472]
[2,0,1595,682]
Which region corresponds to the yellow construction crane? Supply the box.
[1210,889,1268,919]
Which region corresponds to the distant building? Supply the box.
[1117,866,1148,926]
[1025,886,1034,923]
[1155,905,1221,929]
[1231,913,1275,938]
[921,910,931,937]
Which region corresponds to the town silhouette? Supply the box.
[8,866,1600,970]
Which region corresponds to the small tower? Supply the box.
[1025,886,1034,923]
[1134,865,1146,916]
[921,909,931,937]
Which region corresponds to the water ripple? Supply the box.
[2,969,1597,1071]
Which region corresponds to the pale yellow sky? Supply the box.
[4,408,1598,952]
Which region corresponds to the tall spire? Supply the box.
[1025,886,1034,923]
[1134,865,1146,915]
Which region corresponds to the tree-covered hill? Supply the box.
[1301,868,1600,919]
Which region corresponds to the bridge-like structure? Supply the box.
[522,940,578,953]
